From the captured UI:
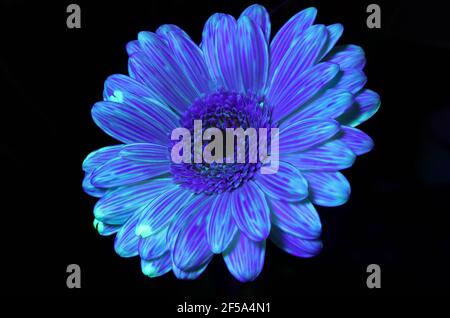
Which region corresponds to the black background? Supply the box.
[2,0,450,307]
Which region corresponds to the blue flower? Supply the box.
[83,4,380,282]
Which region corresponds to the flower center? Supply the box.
[170,90,272,194]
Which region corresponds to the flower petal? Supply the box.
[271,62,340,123]
[202,13,269,95]
[82,145,124,172]
[141,252,172,277]
[334,69,367,94]
[268,25,330,120]
[286,140,356,171]
[207,192,238,253]
[270,225,322,257]
[132,31,200,113]
[321,23,343,58]
[255,161,309,202]
[90,157,169,188]
[172,262,209,280]
[91,100,177,144]
[269,199,321,240]
[240,4,271,43]
[82,172,107,198]
[103,74,170,114]
[223,232,266,282]
[156,24,214,96]
[135,185,194,237]
[340,126,374,155]
[83,145,121,197]
[284,89,353,125]
[236,16,269,96]
[270,7,317,74]
[339,89,380,127]
[280,118,341,153]
[302,171,351,207]
[94,178,173,225]
[167,194,213,250]
[138,226,169,260]
[103,74,179,125]
[173,208,214,271]
[114,210,141,257]
[120,143,170,162]
[325,44,366,70]
[230,181,271,241]
[202,13,242,92]
[93,219,121,236]
[126,40,140,56]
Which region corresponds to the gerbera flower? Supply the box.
[83,4,380,282]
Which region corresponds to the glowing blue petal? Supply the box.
[102,79,179,126]
[270,62,339,123]
[286,140,356,171]
[134,31,200,112]
[255,161,308,202]
[340,126,374,155]
[167,194,213,250]
[93,219,121,236]
[279,118,340,153]
[202,13,269,95]
[114,210,141,257]
[325,44,366,70]
[138,226,169,260]
[202,14,243,92]
[94,178,173,225]
[173,262,209,280]
[302,171,351,207]
[270,225,322,257]
[82,145,124,172]
[82,146,115,195]
[126,40,140,56]
[103,75,180,143]
[90,157,169,188]
[334,69,367,94]
[207,192,238,253]
[269,199,321,240]
[268,25,330,120]
[240,4,271,42]
[230,181,270,241]
[236,16,269,96]
[223,232,265,282]
[91,100,178,144]
[284,89,353,125]
[141,252,172,278]
[103,74,172,114]
[82,173,106,198]
[120,143,170,162]
[173,207,214,271]
[156,24,214,96]
[270,7,317,74]
[339,89,381,127]
[135,185,193,237]
[128,54,186,114]
[321,23,343,58]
